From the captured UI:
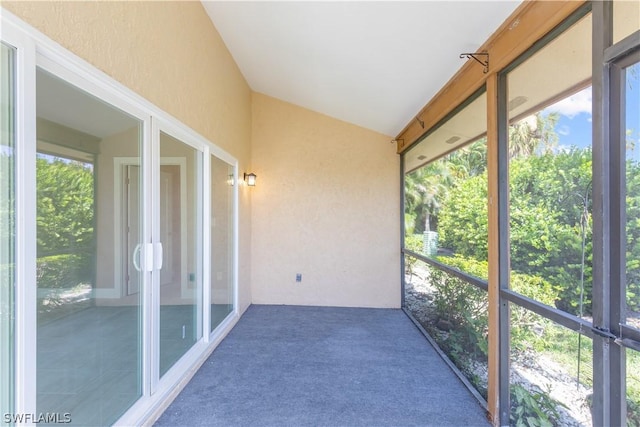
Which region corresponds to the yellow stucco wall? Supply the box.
[4,0,254,312]
[4,1,401,310]
[251,93,400,308]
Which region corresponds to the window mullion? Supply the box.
[591,1,616,425]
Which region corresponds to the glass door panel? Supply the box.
[35,68,143,425]
[158,131,202,377]
[1,41,16,425]
[210,155,234,331]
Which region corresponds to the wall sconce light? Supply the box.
[227,174,235,186]
[244,172,257,187]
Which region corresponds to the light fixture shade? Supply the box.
[244,172,257,186]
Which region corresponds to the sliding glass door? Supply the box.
[1,13,238,424]
[1,41,16,427]
[158,130,203,378]
[210,155,234,331]
[35,67,144,426]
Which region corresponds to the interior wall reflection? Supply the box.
[210,155,234,332]
[35,68,143,426]
[158,131,203,377]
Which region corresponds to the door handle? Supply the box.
[133,243,155,272]
[133,243,142,272]
[155,242,163,270]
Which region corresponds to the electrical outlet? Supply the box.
[296,273,302,282]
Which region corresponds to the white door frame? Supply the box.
[2,8,241,424]
[114,156,187,299]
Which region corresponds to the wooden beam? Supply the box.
[486,73,500,426]
[396,0,586,153]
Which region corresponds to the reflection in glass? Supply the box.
[1,42,16,425]
[507,14,593,316]
[36,68,142,425]
[510,308,593,426]
[159,132,202,377]
[210,155,234,332]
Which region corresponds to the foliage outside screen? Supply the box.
[404,107,640,422]
[404,111,640,315]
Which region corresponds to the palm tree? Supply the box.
[448,138,488,179]
[509,112,559,158]
[405,160,453,234]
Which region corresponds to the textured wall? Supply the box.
[4,1,254,312]
[5,2,402,310]
[251,93,400,308]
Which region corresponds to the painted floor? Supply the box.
[155,305,490,427]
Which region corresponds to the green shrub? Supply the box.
[436,254,488,280]
[405,234,423,253]
[510,273,560,353]
[430,255,489,359]
[404,234,424,277]
[427,254,561,358]
[36,253,92,289]
[405,213,416,236]
[510,384,565,427]
[628,398,640,427]
[628,349,640,426]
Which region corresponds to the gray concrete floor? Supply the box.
[155,305,489,427]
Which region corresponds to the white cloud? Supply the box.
[544,87,592,118]
[558,125,570,136]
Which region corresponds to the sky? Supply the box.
[542,62,640,159]
[626,63,640,162]
[544,86,593,149]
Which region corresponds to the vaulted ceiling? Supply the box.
[202,1,521,137]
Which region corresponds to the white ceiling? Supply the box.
[202,1,521,137]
